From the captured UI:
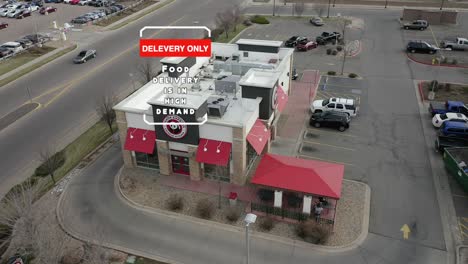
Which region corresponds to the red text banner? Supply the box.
[140,39,212,57]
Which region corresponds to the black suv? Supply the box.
[285,36,308,47]
[316,31,341,45]
[309,111,350,132]
[406,41,437,54]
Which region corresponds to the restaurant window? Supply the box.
[204,163,230,182]
[246,143,258,171]
[135,149,159,170]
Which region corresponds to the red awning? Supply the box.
[277,85,288,113]
[124,128,156,154]
[247,119,270,155]
[251,154,344,199]
[196,138,232,166]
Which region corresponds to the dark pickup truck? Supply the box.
[435,135,468,152]
[428,101,468,117]
[316,32,342,45]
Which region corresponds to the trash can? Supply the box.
[229,192,238,206]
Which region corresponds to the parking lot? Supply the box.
[0,3,95,43]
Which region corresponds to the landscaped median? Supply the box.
[419,80,468,102]
[0,44,77,87]
[119,168,370,248]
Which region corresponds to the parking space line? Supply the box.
[302,140,356,151]
[298,154,355,166]
[307,128,360,138]
[453,194,468,198]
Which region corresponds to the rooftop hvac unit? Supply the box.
[207,96,230,117]
[215,75,240,94]
[213,61,224,72]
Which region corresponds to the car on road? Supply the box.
[0,22,7,29]
[285,36,308,47]
[432,113,468,128]
[310,97,358,117]
[310,17,324,26]
[435,135,468,152]
[296,40,317,51]
[39,6,56,14]
[73,49,96,63]
[440,37,468,51]
[406,41,437,54]
[316,31,342,45]
[402,20,428,30]
[429,100,468,117]
[309,111,351,132]
[439,121,468,138]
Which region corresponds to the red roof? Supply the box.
[251,154,344,199]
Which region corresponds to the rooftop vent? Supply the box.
[207,96,230,117]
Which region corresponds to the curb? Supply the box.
[116,167,372,253]
[406,53,468,69]
[418,81,425,103]
[245,2,468,11]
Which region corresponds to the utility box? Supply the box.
[229,192,238,206]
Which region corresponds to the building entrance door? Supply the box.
[171,155,190,175]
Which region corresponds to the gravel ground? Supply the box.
[121,168,367,246]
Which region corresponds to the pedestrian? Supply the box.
[314,202,323,222]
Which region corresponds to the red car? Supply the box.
[0,22,7,29]
[15,10,31,19]
[70,0,80,4]
[296,40,318,51]
[39,6,57,14]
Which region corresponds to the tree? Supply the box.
[215,9,234,39]
[33,223,71,264]
[96,95,117,135]
[231,5,244,31]
[37,147,65,184]
[312,4,326,17]
[294,2,305,16]
[136,59,156,84]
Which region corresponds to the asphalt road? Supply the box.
[0,0,238,196]
[59,143,446,264]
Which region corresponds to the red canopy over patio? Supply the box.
[250,154,344,199]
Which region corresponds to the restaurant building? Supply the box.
[114,39,294,185]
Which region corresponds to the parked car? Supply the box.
[435,134,468,152]
[15,9,31,18]
[63,0,72,3]
[316,31,342,45]
[432,113,468,128]
[78,0,90,5]
[101,7,112,14]
[285,36,307,47]
[71,16,89,24]
[32,0,44,7]
[44,0,62,3]
[310,97,358,117]
[84,12,99,19]
[0,47,13,57]
[0,8,15,16]
[91,10,105,17]
[15,38,33,48]
[111,3,123,9]
[7,8,23,18]
[403,20,428,30]
[26,4,39,11]
[296,40,317,51]
[0,22,7,29]
[406,41,437,54]
[309,111,351,132]
[310,17,324,26]
[39,6,56,14]
[73,49,96,63]
[439,121,468,138]
[70,0,81,4]
[108,5,119,12]
[440,37,468,51]
[24,33,51,44]
[429,101,468,117]
[1,41,23,53]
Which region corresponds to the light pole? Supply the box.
[327,0,331,18]
[333,0,336,7]
[440,0,445,10]
[273,0,276,16]
[384,0,388,8]
[244,213,257,264]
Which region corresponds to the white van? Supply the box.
[1,42,24,53]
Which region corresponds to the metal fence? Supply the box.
[251,202,334,224]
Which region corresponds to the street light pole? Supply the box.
[384,0,388,8]
[332,0,336,7]
[244,213,257,264]
[273,0,276,16]
[440,0,445,10]
[327,0,331,18]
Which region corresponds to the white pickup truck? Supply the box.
[440,37,468,51]
[310,97,358,117]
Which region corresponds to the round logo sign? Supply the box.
[271,86,278,110]
[163,115,188,139]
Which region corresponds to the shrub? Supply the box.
[331,49,338,55]
[296,220,330,244]
[34,151,66,177]
[196,199,215,219]
[243,19,253,26]
[452,59,458,65]
[251,15,270,24]
[444,83,451,91]
[259,217,275,231]
[327,71,336,76]
[225,208,240,223]
[257,189,274,202]
[348,73,358,78]
[442,57,448,64]
[211,28,224,40]
[336,45,343,51]
[326,48,332,55]
[286,193,302,208]
[166,194,184,211]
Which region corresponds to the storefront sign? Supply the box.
[271,86,278,110]
[162,115,188,139]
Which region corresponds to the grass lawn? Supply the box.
[0,46,55,76]
[134,257,167,264]
[0,45,76,87]
[421,82,468,102]
[214,24,248,43]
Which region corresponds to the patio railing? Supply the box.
[251,202,334,224]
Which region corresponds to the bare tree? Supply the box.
[136,59,156,84]
[312,4,326,17]
[215,9,234,39]
[231,5,244,31]
[294,2,305,16]
[33,223,71,264]
[96,95,117,135]
[37,147,64,184]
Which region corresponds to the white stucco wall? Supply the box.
[126,112,154,131]
[199,123,233,143]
